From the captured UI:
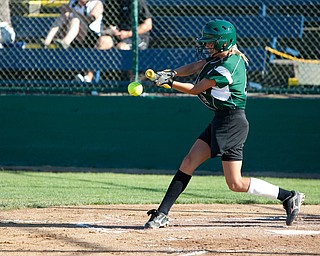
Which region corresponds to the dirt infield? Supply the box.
[0,204,319,256]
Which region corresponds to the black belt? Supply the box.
[214,109,245,117]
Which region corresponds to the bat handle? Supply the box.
[145,69,156,81]
[145,69,172,89]
[162,84,172,89]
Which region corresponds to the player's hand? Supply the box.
[117,30,131,40]
[154,69,176,88]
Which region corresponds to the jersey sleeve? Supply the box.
[205,66,233,88]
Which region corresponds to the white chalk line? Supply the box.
[75,222,320,237]
[179,250,208,256]
[178,249,292,256]
[267,229,320,235]
[76,222,127,233]
[3,218,319,236]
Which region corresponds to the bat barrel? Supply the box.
[145,69,155,80]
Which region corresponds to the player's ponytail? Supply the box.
[230,44,249,65]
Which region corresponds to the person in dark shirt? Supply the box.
[97,0,152,50]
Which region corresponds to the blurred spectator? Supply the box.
[43,0,103,49]
[76,0,152,83]
[43,0,84,48]
[0,0,16,48]
[98,0,152,50]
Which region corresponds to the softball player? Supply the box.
[144,19,304,229]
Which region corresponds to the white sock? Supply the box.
[247,177,279,200]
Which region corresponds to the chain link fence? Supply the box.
[0,0,319,94]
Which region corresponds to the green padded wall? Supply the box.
[0,95,318,175]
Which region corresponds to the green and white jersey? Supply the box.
[196,54,247,111]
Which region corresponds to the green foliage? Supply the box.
[0,171,319,210]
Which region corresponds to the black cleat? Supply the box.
[283,191,305,226]
[144,209,169,229]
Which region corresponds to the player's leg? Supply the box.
[44,26,60,47]
[222,160,304,225]
[44,18,65,47]
[96,35,114,50]
[144,139,211,229]
[43,7,69,47]
[222,160,250,192]
[159,138,211,212]
[58,17,82,47]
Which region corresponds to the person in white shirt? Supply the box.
[0,0,16,48]
[44,0,103,49]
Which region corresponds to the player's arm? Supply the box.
[73,1,103,25]
[146,67,215,92]
[138,18,152,34]
[85,1,103,24]
[172,78,216,95]
[174,59,207,77]
[118,18,152,39]
[88,1,104,21]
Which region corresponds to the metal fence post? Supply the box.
[132,0,139,82]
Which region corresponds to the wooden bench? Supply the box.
[12,14,304,49]
[147,0,318,29]
[0,48,130,71]
[25,0,69,7]
[0,48,132,88]
[147,0,319,11]
[0,47,265,90]
[150,15,304,45]
[0,47,265,92]
[0,48,264,72]
[21,0,69,16]
[12,16,55,42]
[147,0,317,37]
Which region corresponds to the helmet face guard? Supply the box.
[196,43,212,60]
[196,19,237,59]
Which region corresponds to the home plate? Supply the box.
[268,230,320,235]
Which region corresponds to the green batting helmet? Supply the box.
[197,19,237,51]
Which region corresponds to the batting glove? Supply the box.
[154,69,176,89]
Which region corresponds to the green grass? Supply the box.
[0,171,319,210]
